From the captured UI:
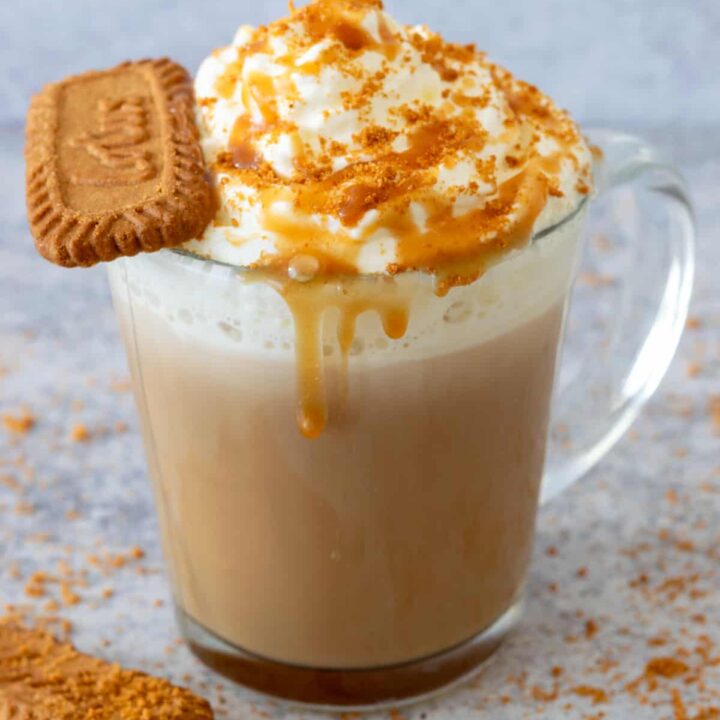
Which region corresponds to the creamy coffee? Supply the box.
[121,298,563,668]
[109,212,581,669]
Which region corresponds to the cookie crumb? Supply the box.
[70,424,91,442]
[2,410,36,435]
[0,621,214,718]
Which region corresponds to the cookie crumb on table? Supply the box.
[0,620,214,719]
[2,410,36,435]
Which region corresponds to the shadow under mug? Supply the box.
[107,129,695,711]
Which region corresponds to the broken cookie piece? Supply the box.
[0,622,214,719]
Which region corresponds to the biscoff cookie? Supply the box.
[25,59,213,267]
[0,622,214,719]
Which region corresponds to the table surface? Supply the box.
[1,122,719,719]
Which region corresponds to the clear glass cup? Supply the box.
[107,130,695,710]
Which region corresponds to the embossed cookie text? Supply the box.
[70,97,156,186]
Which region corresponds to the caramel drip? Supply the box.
[260,191,365,273]
[380,305,409,339]
[215,36,271,99]
[377,16,397,48]
[244,72,280,125]
[284,284,327,439]
[336,306,360,411]
[337,306,359,355]
[279,275,412,439]
[253,156,553,439]
[229,116,262,169]
[395,161,551,286]
[407,30,477,84]
[227,73,296,171]
[337,183,388,227]
[334,22,374,51]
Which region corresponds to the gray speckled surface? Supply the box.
[2,121,719,718]
[1,2,720,713]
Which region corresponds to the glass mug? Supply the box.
[107,131,695,709]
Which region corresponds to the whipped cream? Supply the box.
[184,0,592,279]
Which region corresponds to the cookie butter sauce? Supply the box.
[280,276,411,437]
[182,0,593,437]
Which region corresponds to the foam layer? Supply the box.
[108,207,584,365]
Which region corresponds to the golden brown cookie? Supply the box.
[0,622,214,719]
[25,59,214,267]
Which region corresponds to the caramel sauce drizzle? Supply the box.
[228,116,261,169]
[284,283,327,439]
[201,0,593,439]
[243,151,567,438]
[215,37,271,100]
[279,275,411,439]
[392,161,554,293]
[226,70,300,172]
[267,154,549,438]
[225,113,575,293]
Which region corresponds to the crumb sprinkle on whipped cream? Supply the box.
[185,0,593,284]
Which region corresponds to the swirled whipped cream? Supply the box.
[184,0,593,283]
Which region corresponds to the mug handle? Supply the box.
[541,129,696,504]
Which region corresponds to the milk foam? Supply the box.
[109,207,584,364]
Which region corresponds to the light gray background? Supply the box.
[2,2,720,719]
[1,0,719,129]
